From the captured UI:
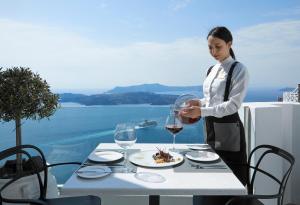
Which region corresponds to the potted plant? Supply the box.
[0,66,59,173]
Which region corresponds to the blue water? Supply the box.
[0,87,283,183]
[0,105,203,183]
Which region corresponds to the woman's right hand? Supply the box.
[186,99,201,107]
[179,106,201,119]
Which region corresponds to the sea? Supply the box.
[0,88,284,183]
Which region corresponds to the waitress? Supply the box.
[180,26,249,187]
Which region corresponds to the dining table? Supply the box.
[61,143,247,205]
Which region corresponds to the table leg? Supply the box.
[193,195,201,205]
[149,195,160,205]
[193,195,231,204]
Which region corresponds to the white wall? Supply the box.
[243,102,300,205]
[291,104,300,203]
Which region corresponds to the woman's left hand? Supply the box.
[179,106,201,119]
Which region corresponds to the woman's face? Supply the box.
[207,36,231,62]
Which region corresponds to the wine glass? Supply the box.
[165,107,183,151]
[114,123,137,172]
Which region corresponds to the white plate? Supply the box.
[88,151,123,162]
[129,150,183,168]
[187,144,211,150]
[185,151,219,162]
[76,166,111,179]
[135,172,166,183]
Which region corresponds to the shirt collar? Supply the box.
[220,56,234,66]
[215,56,234,67]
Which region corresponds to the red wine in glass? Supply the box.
[165,125,183,134]
[165,111,183,151]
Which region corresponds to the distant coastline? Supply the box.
[58,83,288,106]
[59,102,169,108]
[58,83,188,106]
[59,92,178,106]
[106,83,201,94]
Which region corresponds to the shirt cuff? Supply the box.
[201,107,214,117]
[199,98,206,107]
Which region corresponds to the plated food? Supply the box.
[152,148,175,163]
[129,150,183,168]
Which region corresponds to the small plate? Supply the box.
[76,166,111,179]
[129,150,183,168]
[187,144,211,150]
[88,151,123,162]
[135,172,166,183]
[185,151,219,162]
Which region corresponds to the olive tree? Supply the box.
[0,67,59,171]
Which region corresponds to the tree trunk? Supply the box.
[15,117,22,172]
[298,84,300,102]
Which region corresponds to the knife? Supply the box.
[76,170,112,174]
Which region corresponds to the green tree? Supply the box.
[0,67,59,171]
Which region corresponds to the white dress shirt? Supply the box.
[200,56,249,118]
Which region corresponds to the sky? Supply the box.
[0,0,300,93]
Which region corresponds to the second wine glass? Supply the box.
[165,110,183,151]
[114,123,137,172]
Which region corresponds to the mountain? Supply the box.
[59,92,178,106]
[59,83,202,105]
[58,85,294,106]
[58,93,87,102]
[106,83,201,93]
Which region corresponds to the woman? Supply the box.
[180,26,249,186]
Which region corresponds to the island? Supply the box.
[59,92,179,105]
[58,83,203,106]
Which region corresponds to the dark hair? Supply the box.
[207,26,235,59]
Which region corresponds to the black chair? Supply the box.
[226,144,295,205]
[0,144,101,205]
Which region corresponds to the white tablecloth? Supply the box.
[62,143,247,197]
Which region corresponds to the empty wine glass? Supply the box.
[114,123,137,172]
[165,107,183,151]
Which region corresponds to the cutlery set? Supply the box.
[78,149,226,177]
[80,162,136,173]
[76,170,112,174]
[190,163,227,169]
[81,161,226,171]
[82,162,125,167]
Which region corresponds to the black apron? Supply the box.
[204,61,247,185]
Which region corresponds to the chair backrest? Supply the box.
[248,144,295,205]
[0,145,49,204]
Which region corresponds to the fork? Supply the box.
[82,162,125,167]
[190,164,227,169]
[76,170,112,174]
